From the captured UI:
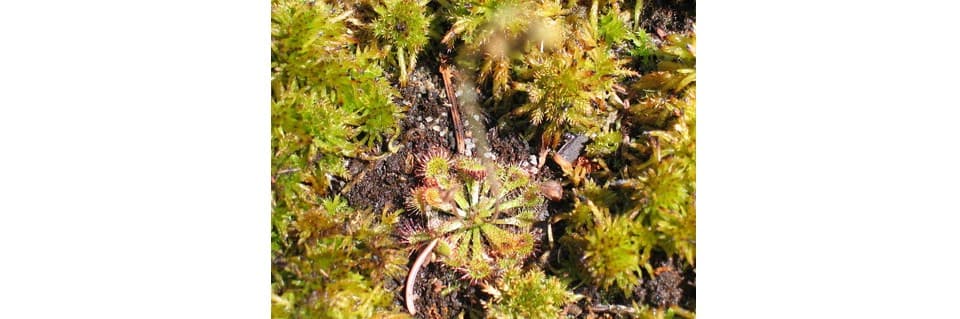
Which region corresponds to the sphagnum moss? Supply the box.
[372,0,434,86]
[272,0,412,317]
[272,196,408,318]
[485,268,577,319]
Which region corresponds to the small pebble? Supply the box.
[425,116,434,123]
[529,155,538,165]
[431,125,442,132]
[483,152,497,160]
[540,180,563,201]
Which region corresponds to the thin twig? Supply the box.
[276,168,301,175]
[590,304,637,315]
[405,238,440,315]
[439,58,466,155]
[272,168,301,184]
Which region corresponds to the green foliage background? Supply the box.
[271,0,695,317]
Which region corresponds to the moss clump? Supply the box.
[371,0,434,86]
[580,214,643,293]
[485,268,576,319]
[439,1,637,149]
[513,42,633,148]
[440,0,564,99]
[271,197,408,318]
[272,1,411,317]
[585,130,622,157]
[624,34,697,266]
[561,205,647,294]
[551,30,695,309]
[272,0,404,199]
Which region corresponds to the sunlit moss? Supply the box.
[485,268,576,318]
[372,0,434,86]
[511,12,636,148]
[272,197,409,318]
[553,30,696,305]
[568,212,646,294]
[271,0,404,200]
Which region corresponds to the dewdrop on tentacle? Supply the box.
[407,185,456,214]
[401,149,547,315]
[456,156,487,180]
[415,147,453,186]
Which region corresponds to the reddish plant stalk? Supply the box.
[405,238,440,315]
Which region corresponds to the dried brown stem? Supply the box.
[589,304,636,315]
[439,59,466,155]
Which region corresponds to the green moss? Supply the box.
[272,0,404,201]
[272,0,404,286]
[440,0,562,98]
[633,33,696,94]
[552,30,696,304]
[597,8,633,44]
[271,2,412,315]
[371,0,434,86]
[509,8,636,148]
[272,197,409,318]
[485,268,576,319]
[569,212,646,294]
[586,130,622,157]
